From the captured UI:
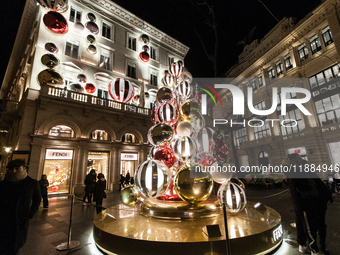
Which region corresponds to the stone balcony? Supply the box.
[39,85,150,116]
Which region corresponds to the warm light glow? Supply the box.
[5,147,11,153]
[254,202,261,208]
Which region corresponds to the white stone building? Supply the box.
[0,0,189,193]
[218,0,340,175]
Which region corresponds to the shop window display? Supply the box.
[49,125,74,137]
[43,149,73,194]
[90,129,111,140]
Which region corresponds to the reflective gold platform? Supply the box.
[93,201,282,255]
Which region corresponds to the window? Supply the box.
[235,128,248,146]
[276,60,283,76]
[310,34,322,54]
[127,63,136,79]
[90,130,111,140]
[98,89,108,99]
[298,43,309,62]
[268,66,275,80]
[65,40,79,59]
[150,46,157,60]
[102,22,111,40]
[150,73,158,86]
[168,56,174,65]
[252,101,270,140]
[49,125,74,137]
[279,109,304,135]
[99,50,111,70]
[122,133,139,143]
[308,65,340,97]
[258,74,263,87]
[284,54,293,71]
[322,26,333,46]
[128,36,136,51]
[251,78,257,91]
[69,7,81,23]
[314,93,340,126]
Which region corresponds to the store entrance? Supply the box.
[120,152,138,183]
[87,151,109,180]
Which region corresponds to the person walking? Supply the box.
[0,159,41,255]
[125,171,130,186]
[286,154,332,255]
[94,173,106,214]
[83,169,96,204]
[39,174,49,208]
[119,174,125,191]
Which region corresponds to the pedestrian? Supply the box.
[83,169,96,204]
[0,159,41,255]
[94,173,106,214]
[130,176,134,185]
[286,154,332,255]
[125,171,130,185]
[39,174,49,208]
[119,174,125,191]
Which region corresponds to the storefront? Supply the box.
[87,151,109,178]
[43,149,73,194]
[120,152,138,177]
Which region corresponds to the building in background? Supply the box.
[219,0,340,174]
[0,0,189,193]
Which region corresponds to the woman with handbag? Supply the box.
[94,173,106,214]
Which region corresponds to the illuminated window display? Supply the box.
[120,152,138,176]
[43,149,73,194]
[49,125,74,137]
[87,151,109,179]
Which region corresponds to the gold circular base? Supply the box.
[93,201,283,255]
[141,198,222,219]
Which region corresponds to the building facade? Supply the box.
[219,0,340,175]
[0,0,189,193]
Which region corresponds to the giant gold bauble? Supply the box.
[135,159,170,198]
[147,123,174,146]
[37,69,64,87]
[120,185,140,207]
[179,101,201,122]
[174,163,213,204]
[218,180,247,214]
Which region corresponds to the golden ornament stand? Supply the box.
[93,201,283,255]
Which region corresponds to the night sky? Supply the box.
[0,0,322,85]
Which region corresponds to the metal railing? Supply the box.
[42,86,150,115]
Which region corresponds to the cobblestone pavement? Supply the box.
[18,187,340,255]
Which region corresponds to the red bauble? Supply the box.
[43,11,68,34]
[51,185,59,192]
[213,138,229,163]
[154,146,176,168]
[139,52,150,62]
[85,83,96,93]
[151,104,158,123]
[108,78,134,103]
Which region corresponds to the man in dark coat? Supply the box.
[286,154,332,255]
[94,173,106,214]
[83,169,96,204]
[0,159,41,255]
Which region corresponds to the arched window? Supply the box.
[122,133,139,143]
[258,151,269,166]
[90,130,111,141]
[49,125,74,137]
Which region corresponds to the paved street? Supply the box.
[18,186,340,255]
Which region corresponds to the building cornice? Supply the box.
[227,0,339,78]
[75,0,190,58]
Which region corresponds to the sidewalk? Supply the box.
[19,188,340,255]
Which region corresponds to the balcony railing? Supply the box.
[40,86,150,115]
